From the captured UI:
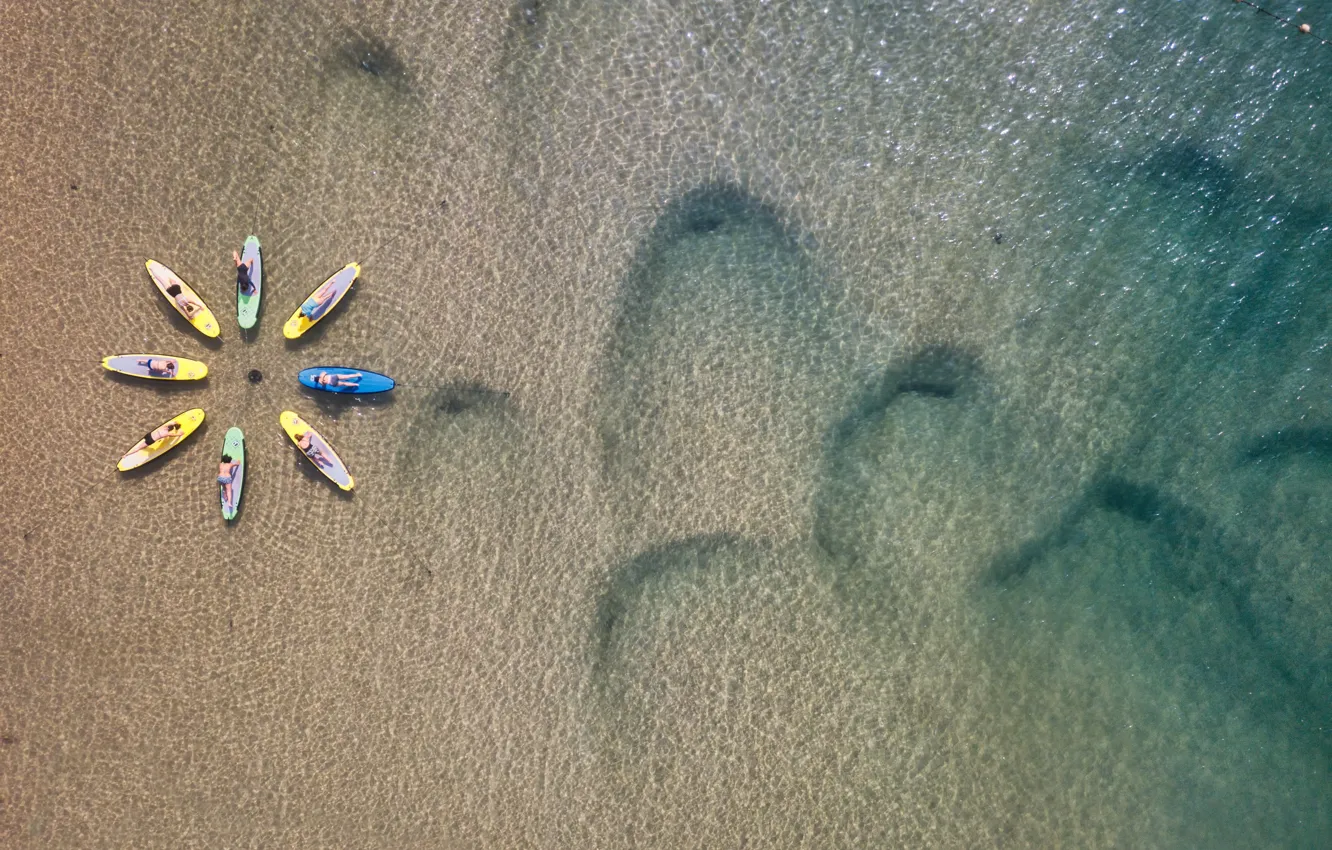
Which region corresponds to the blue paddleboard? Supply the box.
[298,366,396,395]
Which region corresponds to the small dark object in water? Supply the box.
[520,0,541,26]
[342,35,407,82]
[689,214,725,234]
[433,384,510,415]
[993,231,1004,244]
[248,369,263,384]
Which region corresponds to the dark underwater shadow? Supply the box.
[590,533,757,686]
[812,344,986,570]
[595,182,845,540]
[1240,425,1332,464]
[979,471,1329,746]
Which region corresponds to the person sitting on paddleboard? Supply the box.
[233,250,257,296]
[295,430,333,469]
[164,282,204,319]
[300,281,340,322]
[136,357,177,378]
[142,421,182,448]
[218,453,241,507]
[314,370,362,389]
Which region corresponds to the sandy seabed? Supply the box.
[1,1,1329,847]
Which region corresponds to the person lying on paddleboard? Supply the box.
[295,431,334,470]
[136,357,177,378]
[164,283,204,319]
[218,453,241,507]
[141,421,182,449]
[313,370,362,389]
[300,281,340,322]
[233,250,257,296]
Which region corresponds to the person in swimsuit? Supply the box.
[136,357,177,378]
[164,283,203,319]
[314,370,362,389]
[142,421,182,449]
[295,430,333,470]
[233,250,257,296]
[299,280,340,322]
[218,453,241,508]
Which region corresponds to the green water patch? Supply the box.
[987,469,1331,724]
[1241,425,1332,463]
[974,479,1332,845]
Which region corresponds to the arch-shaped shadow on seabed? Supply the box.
[590,533,758,686]
[980,470,1332,745]
[595,183,838,521]
[812,344,984,568]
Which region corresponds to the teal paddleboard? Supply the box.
[237,236,262,329]
[220,427,245,521]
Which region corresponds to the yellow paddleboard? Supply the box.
[283,262,359,339]
[117,408,205,471]
[102,354,207,381]
[280,411,354,490]
[145,259,220,338]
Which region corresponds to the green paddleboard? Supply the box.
[220,427,245,521]
[237,235,262,329]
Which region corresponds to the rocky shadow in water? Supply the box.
[814,344,986,568]
[983,472,1329,740]
[1240,425,1332,463]
[393,379,520,472]
[336,32,413,95]
[1104,138,1332,348]
[597,182,850,541]
[591,534,757,684]
[426,382,513,417]
[1136,141,1236,208]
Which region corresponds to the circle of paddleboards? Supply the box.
[219,427,245,521]
[283,262,359,339]
[236,236,263,330]
[102,354,207,381]
[298,367,396,394]
[279,410,354,490]
[117,408,205,472]
[145,260,219,338]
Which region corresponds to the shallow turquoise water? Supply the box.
[1,1,1328,846]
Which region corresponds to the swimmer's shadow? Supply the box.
[288,443,355,500]
[103,371,209,394]
[297,383,396,414]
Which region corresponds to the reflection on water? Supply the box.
[1,0,1329,846]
